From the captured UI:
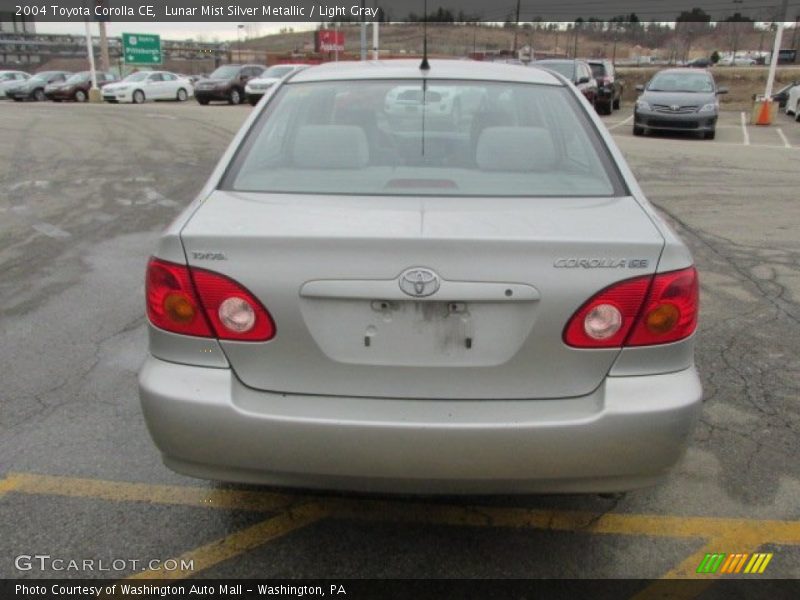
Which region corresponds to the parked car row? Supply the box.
[1,64,307,106]
[194,63,307,105]
[533,59,624,116]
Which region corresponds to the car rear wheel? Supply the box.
[133,90,145,104]
[197,97,210,105]
[176,88,188,102]
[633,124,644,136]
[598,101,612,116]
[33,89,45,102]
[229,88,242,105]
[74,90,87,102]
[613,95,621,110]
[704,130,716,140]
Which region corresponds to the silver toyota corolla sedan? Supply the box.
[139,60,702,494]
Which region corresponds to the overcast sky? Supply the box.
[35,22,315,41]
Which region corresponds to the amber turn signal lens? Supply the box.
[645,303,679,335]
[164,292,196,324]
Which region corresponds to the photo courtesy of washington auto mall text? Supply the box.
[1,0,800,597]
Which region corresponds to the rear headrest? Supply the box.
[292,125,369,169]
[476,126,556,172]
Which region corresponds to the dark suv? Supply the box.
[194,64,266,105]
[588,60,623,115]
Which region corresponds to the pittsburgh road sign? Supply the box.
[122,33,162,66]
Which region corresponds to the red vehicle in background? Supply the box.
[45,71,117,102]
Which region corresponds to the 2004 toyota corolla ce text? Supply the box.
[138,60,702,494]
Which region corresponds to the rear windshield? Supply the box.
[589,64,606,78]
[537,62,575,80]
[224,79,622,197]
[210,65,241,79]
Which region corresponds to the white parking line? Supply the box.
[32,223,71,239]
[607,116,633,130]
[740,112,750,145]
[776,128,792,149]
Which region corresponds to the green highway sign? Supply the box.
[122,33,162,66]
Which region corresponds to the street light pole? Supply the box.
[237,24,244,62]
[764,0,790,100]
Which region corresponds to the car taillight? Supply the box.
[145,257,275,342]
[563,267,698,348]
[626,267,698,346]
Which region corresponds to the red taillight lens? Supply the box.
[563,275,651,348]
[191,268,276,341]
[145,257,275,342]
[146,258,212,337]
[627,267,698,346]
[563,267,698,348]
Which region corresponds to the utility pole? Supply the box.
[572,22,580,58]
[373,21,379,60]
[83,20,99,102]
[360,0,367,60]
[98,20,110,72]
[512,0,521,53]
[764,0,790,100]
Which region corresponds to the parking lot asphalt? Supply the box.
[1,101,799,585]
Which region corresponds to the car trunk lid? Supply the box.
[180,191,664,399]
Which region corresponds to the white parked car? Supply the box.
[102,71,194,104]
[717,56,757,66]
[244,64,307,105]
[786,84,800,121]
[0,70,30,98]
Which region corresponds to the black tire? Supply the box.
[12,98,22,102]
[704,130,716,140]
[598,101,613,116]
[197,97,210,105]
[74,90,87,103]
[176,88,188,102]
[228,88,242,105]
[633,124,644,136]
[33,88,46,102]
[249,97,259,106]
[613,94,621,110]
[132,90,145,104]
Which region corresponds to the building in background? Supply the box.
[0,12,36,34]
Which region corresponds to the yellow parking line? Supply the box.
[128,502,329,580]
[0,474,20,497]
[4,471,800,546]
[1,471,293,513]
[327,497,800,545]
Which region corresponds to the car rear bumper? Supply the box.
[635,111,717,132]
[139,356,702,494]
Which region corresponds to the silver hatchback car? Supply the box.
[139,60,702,494]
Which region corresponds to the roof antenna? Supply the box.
[419,0,430,70]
